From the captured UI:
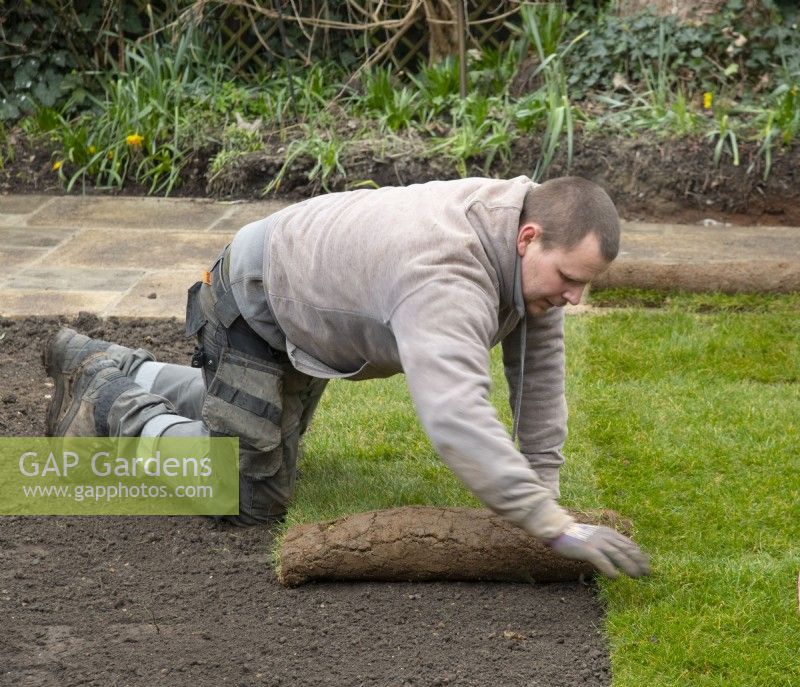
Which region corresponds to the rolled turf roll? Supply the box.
[278,506,633,587]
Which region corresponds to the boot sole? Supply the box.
[42,329,80,436]
[43,328,116,436]
[53,357,112,437]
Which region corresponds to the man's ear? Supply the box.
[516,222,543,257]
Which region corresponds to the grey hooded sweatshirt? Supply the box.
[229,176,574,539]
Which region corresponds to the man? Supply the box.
[44,175,649,579]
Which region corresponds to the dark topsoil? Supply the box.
[0,316,611,687]
[4,129,800,226]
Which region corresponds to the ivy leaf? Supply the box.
[0,99,21,122]
[724,63,739,77]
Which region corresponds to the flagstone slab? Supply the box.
[211,200,292,229]
[6,267,144,292]
[0,225,78,248]
[0,246,50,272]
[0,195,52,215]
[108,270,196,319]
[27,196,231,231]
[619,222,800,262]
[0,289,120,316]
[42,229,236,270]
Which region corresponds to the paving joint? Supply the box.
[24,195,59,223]
[206,201,249,232]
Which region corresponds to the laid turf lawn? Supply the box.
[283,294,800,686]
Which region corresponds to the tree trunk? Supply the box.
[424,0,459,63]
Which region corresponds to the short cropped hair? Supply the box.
[521,176,620,262]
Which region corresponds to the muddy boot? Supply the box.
[47,356,140,436]
[42,328,154,435]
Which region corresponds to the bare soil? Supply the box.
[0,316,612,687]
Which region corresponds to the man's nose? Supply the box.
[563,285,585,305]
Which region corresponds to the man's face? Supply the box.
[517,224,610,317]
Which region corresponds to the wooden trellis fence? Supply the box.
[127,0,538,76]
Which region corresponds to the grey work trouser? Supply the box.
[113,257,328,523]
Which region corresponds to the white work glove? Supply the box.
[547,523,650,579]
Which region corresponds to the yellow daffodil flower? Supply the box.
[126,133,144,147]
[703,92,713,110]
[52,160,63,171]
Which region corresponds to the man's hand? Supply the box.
[547,523,650,579]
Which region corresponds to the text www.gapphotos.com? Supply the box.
[21,482,214,502]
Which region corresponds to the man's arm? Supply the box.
[502,307,567,498]
[390,281,573,540]
[391,283,649,578]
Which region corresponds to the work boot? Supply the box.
[43,329,112,435]
[50,356,143,437]
[42,328,153,435]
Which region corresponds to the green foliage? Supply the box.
[469,47,520,97]
[410,57,461,117]
[564,0,795,98]
[359,66,397,114]
[381,88,419,131]
[431,95,512,176]
[207,125,266,181]
[0,1,185,122]
[0,121,14,169]
[772,79,800,143]
[512,91,548,133]
[291,63,343,120]
[9,0,800,193]
[754,69,800,172]
[517,2,583,180]
[42,25,239,194]
[264,125,347,195]
[0,4,78,121]
[707,112,740,167]
[665,90,700,136]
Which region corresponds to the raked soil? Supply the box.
[0,315,611,687]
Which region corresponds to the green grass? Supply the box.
[281,294,800,684]
[567,305,800,685]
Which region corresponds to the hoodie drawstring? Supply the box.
[511,312,526,445]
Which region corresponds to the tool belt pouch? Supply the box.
[202,347,285,477]
[185,281,205,337]
[185,281,207,367]
[186,264,286,478]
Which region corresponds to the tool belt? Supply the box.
[186,245,287,367]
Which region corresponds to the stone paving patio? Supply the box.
[1,194,798,319]
[0,196,287,318]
